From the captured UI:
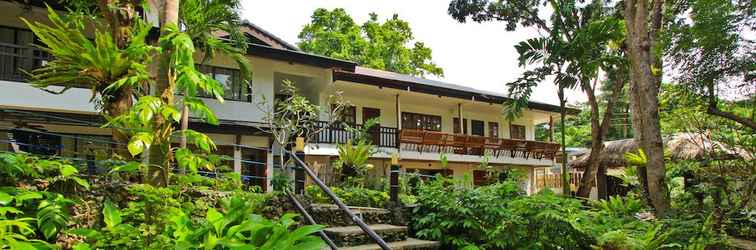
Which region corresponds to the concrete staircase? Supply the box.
[311,204,440,250]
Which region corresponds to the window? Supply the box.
[471,120,484,136]
[0,26,50,82]
[402,112,441,131]
[334,105,356,125]
[510,124,526,140]
[488,122,499,138]
[197,65,249,102]
[453,118,468,134]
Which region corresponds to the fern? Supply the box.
[36,195,71,240]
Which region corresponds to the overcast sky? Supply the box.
[240,1,587,105]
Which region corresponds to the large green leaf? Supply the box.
[0,191,12,205]
[103,200,122,229]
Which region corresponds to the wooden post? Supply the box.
[458,103,463,134]
[294,137,306,194]
[390,154,400,203]
[395,94,401,149]
[548,115,554,142]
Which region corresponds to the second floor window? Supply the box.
[488,122,499,138]
[453,118,468,134]
[510,124,526,140]
[0,26,50,82]
[402,112,441,131]
[471,120,484,136]
[334,105,356,125]
[197,65,249,102]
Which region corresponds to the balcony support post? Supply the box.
[294,137,306,195]
[233,135,242,174]
[395,94,401,149]
[390,154,400,203]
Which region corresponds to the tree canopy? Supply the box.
[297,8,444,77]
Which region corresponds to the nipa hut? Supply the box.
[568,132,752,198]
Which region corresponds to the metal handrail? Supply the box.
[285,149,391,250]
[285,191,339,250]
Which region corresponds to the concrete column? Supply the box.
[233,135,242,174]
[233,146,242,174]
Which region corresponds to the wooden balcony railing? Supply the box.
[311,122,560,160]
[311,121,398,148]
[398,129,560,160]
[0,42,52,82]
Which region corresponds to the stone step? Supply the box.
[333,238,441,250]
[309,204,392,227]
[324,224,408,247]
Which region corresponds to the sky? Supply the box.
[240,1,587,106]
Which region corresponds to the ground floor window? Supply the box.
[473,170,508,186]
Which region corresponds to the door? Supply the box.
[362,108,381,145]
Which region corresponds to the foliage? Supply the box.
[22,6,155,116]
[0,152,90,192]
[306,185,388,208]
[411,176,594,249]
[0,187,59,249]
[163,195,325,250]
[664,0,755,130]
[257,80,346,190]
[298,8,443,77]
[333,140,375,185]
[411,175,729,249]
[179,0,251,79]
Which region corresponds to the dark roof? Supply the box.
[241,20,299,51]
[246,43,356,71]
[333,67,580,114]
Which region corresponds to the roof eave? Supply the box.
[333,69,580,115]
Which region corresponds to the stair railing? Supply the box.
[285,148,391,250]
[285,191,339,250]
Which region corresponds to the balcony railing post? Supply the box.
[390,157,400,203]
[294,137,306,195]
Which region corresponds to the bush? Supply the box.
[306,185,389,208]
[0,152,323,249]
[410,176,728,250]
[411,176,594,249]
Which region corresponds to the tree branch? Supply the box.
[707,105,756,130]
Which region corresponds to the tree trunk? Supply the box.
[624,0,671,216]
[148,0,180,186]
[559,88,570,196]
[576,77,625,198]
[99,0,137,147]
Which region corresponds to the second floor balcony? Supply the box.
[310,121,561,161]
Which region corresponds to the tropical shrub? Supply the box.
[306,185,389,208]
[410,176,729,249]
[411,176,592,249]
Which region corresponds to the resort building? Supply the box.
[0,0,577,193]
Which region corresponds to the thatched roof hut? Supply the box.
[570,133,753,169]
